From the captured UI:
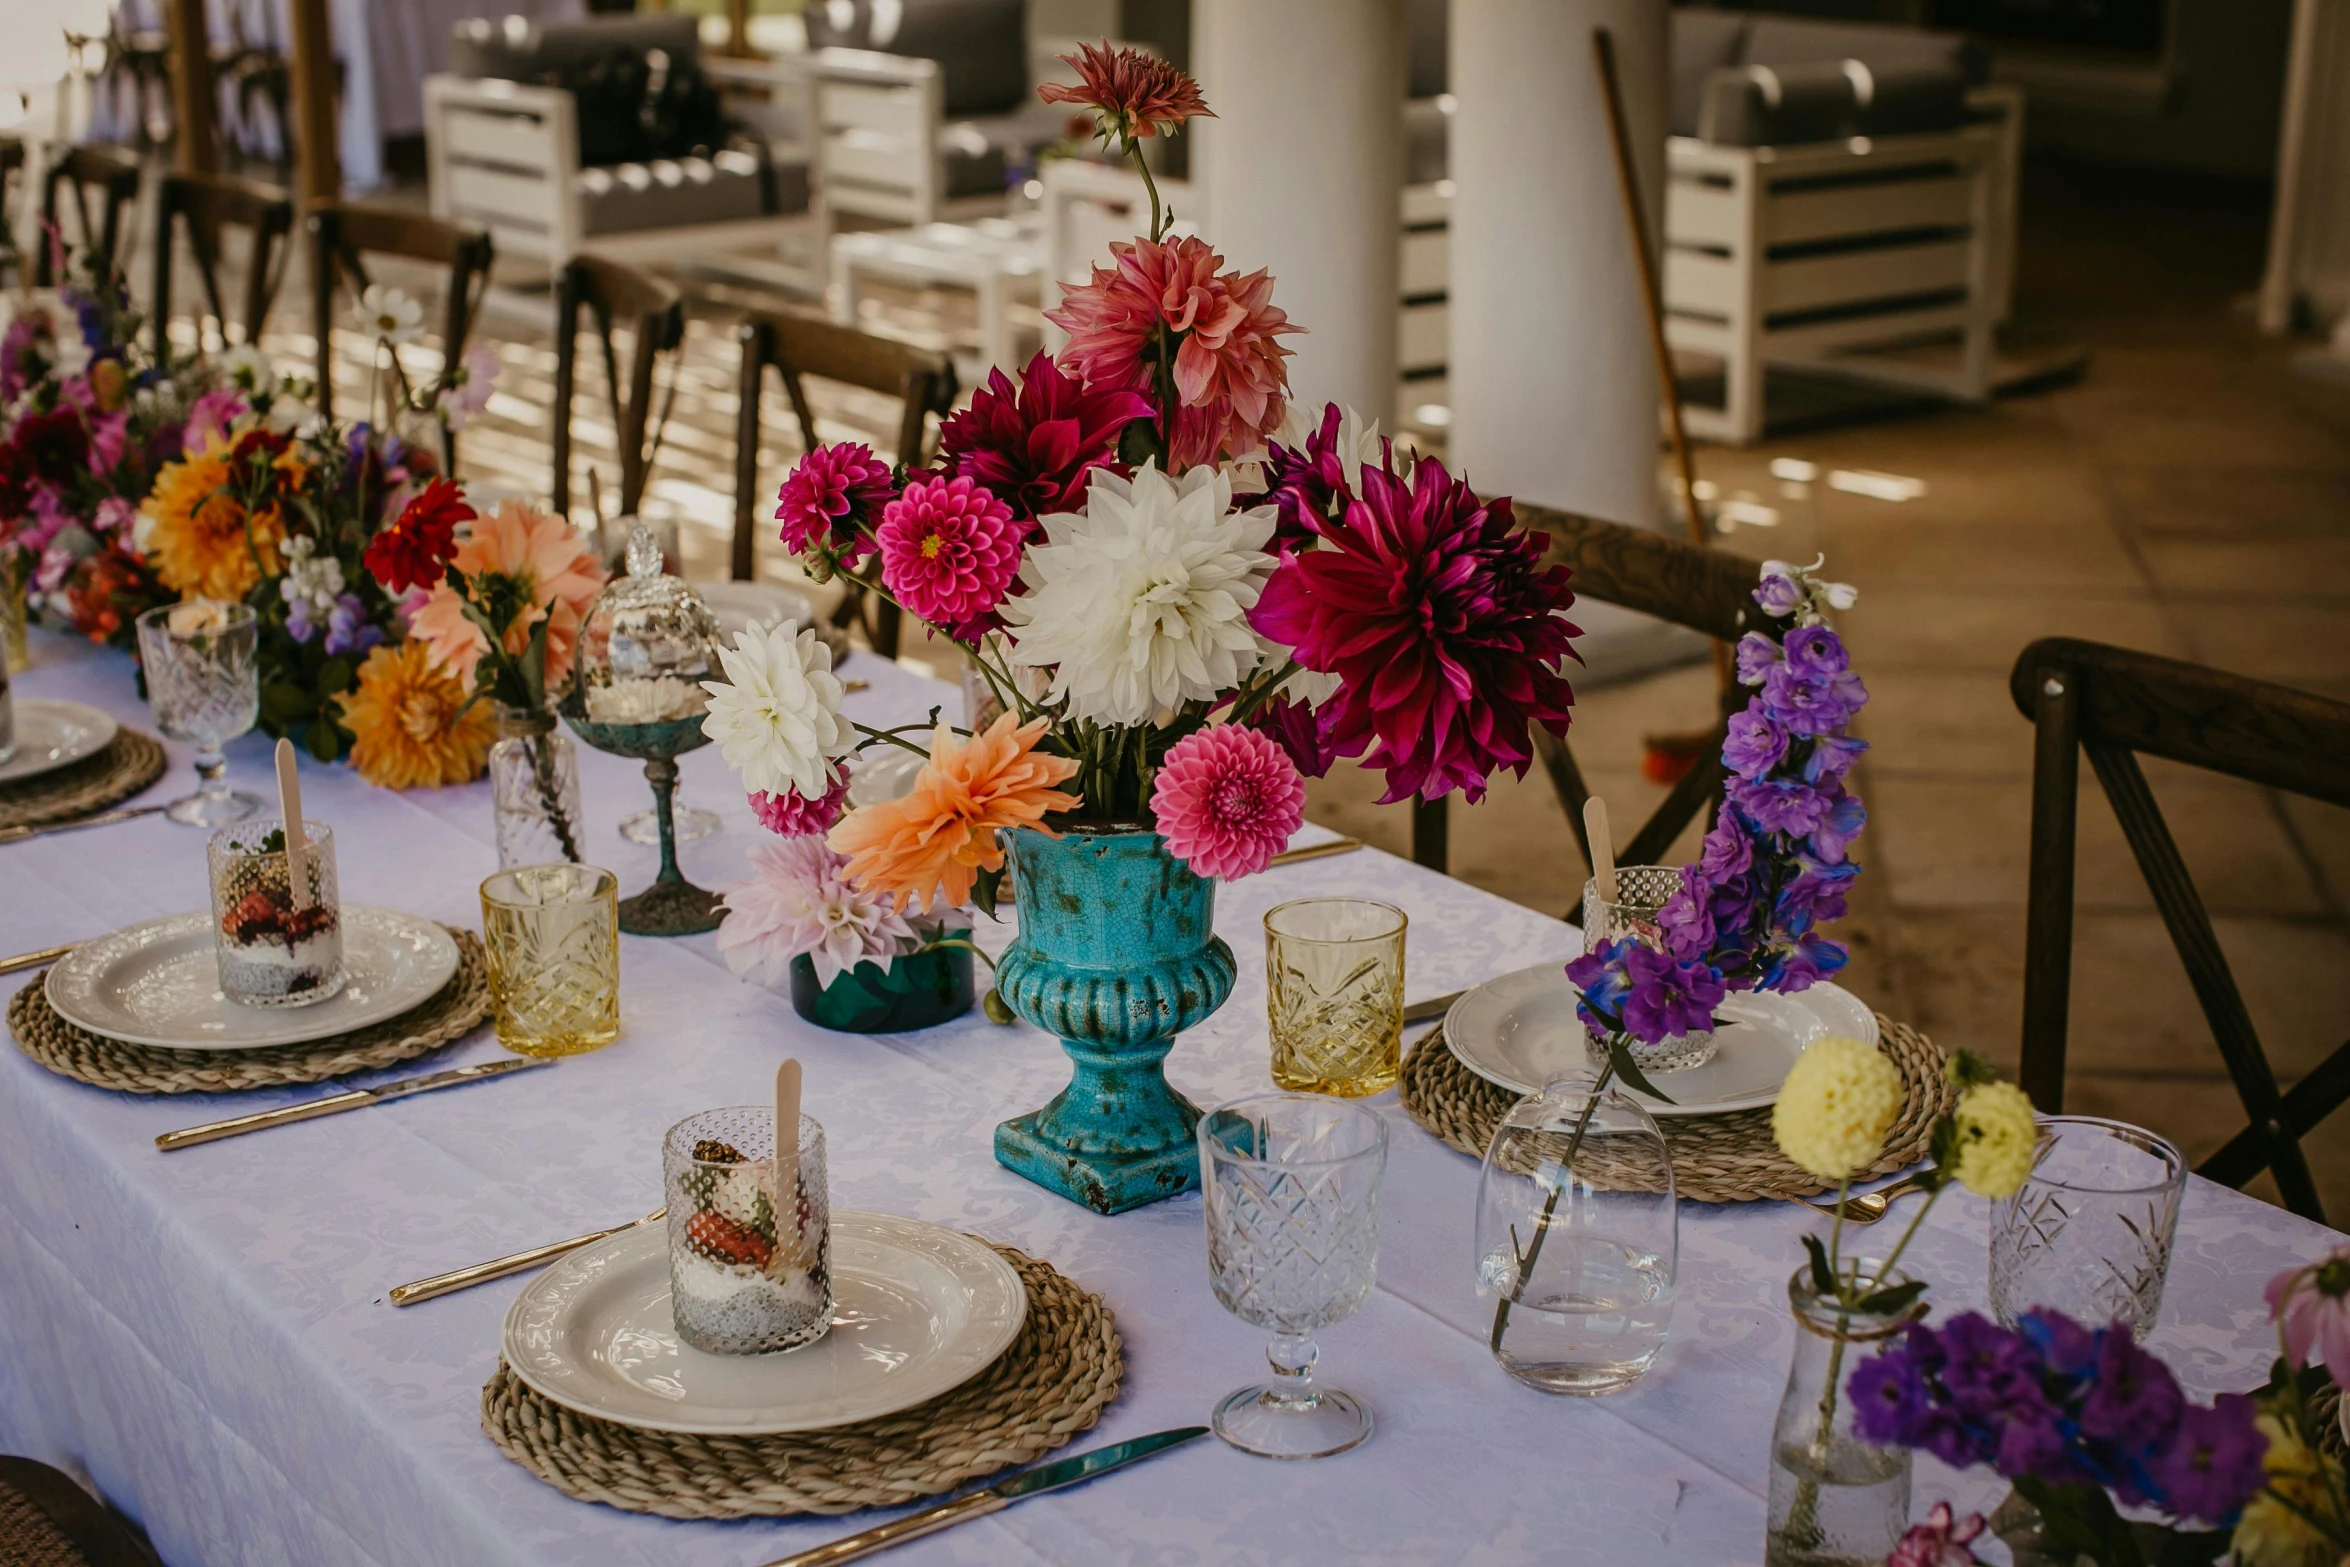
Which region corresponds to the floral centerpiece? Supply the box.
[706,45,1581,1211]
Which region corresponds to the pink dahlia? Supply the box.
[937,351,1151,519]
[1150,724,1306,881]
[2267,1245,2350,1374]
[876,475,1024,641]
[1037,42,1212,140]
[1045,234,1299,471]
[776,441,895,562]
[748,769,851,837]
[1251,457,1580,806]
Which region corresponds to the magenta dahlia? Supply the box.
[1251,457,1580,805]
[937,351,1150,519]
[1150,723,1306,881]
[775,442,895,561]
[1245,691,1338,779]
[876,475,1025,641]
[748,770,850,837]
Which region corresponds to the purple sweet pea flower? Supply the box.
[1753,571,1803,619]
[283,593,320,644]
[2147,1394,2268,1525]
[1735,630,1782,685]
[1731,774,1832,838]
[1722,710,1788,780]
[1621,943,1726,1042]
[323,593,382,657]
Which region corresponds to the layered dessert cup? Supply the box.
[664,1108,831,1355]
[207,819,346,1007]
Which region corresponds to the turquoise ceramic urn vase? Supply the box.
[993,824,1235,1214]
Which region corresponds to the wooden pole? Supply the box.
[286,0,339,205]
[164,0,218,174]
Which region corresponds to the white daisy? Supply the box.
[999,463,1278,726]
[356,284,424,347]
[700,623,853,800]
[218,343,279,397]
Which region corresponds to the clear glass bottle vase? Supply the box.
[1764,1266,1918,1567]
[489,705,584,869]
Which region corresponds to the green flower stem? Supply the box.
[918,937,996,971]
[851,720,941,757]
[1489,1059,1618,1356]
[528,728,581,863]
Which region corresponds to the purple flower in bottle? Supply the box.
[1722,710,1788,780]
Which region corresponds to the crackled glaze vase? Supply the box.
[993,825,1235,1214]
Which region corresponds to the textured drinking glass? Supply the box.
[1199,1093,1388,1459]
[664,1106,831,1355]
[488,706,587,868]
[1581,866,1719,1073]
[1989,1115,2185,1340]
[1476,1069,1677,1394]
[136,600,261,825]
[1265,898,1406,1097]
[479,864,621,1057]
[207,818,345,1006]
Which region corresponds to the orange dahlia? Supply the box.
[406,498,606,689]
[827,713,1080,913]
[335,641,497,788]
[141,432,293,601]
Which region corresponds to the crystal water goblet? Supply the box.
[135,601,261,826]
[1199,1092,1388,1459]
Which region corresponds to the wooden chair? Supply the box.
[0,139,22,284]
[551,254,685,520]
[307,201,494,471]
[34,144,142,285]
[731,305,956,655]
[0,1456,164,1566]
[1407,500,1767,884]
[151,171,296,359]
[2009,638,2350,1224]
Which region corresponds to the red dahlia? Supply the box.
[363,477,473,594]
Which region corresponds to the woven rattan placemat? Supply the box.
[0,728,167,832]
[1401,1014,1953,1203]
[7,927,488,1094]
[482,1244,1122,1519]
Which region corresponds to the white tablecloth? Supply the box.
[0,627,2338,1567]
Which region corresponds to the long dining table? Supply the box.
[0,625,2338,1567]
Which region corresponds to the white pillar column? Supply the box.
[1449,0,1667,533]
[1193,0,1404,424]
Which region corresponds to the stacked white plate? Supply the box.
[0,700,118,785]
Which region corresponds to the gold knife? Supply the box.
[154,1057,553,1152]
[0,941,80,976]
[1404,989,1463,1026]
[1266,834,1363,868]
[0,803,170,846]
[388,1207,666,1306]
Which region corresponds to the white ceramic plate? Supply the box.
[0,700,118,784]
[503,1210,1027,1435]
[846,744,926,808]
[696,580,819,643]
[45,907,460,1051]
[1443,959,1879,1117]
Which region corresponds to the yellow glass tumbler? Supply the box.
[1264,898,1407,1097]
[480,864,621,1057]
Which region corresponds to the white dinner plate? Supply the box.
[0,700,118,784]
[45,907,460,1051]
[846,743,926,808]
[503,1211,1027,1435]
[1443,959,1879,1117]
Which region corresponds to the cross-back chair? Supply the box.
[2010,637,2350,1224]
[151,171,296,359]
[552,254,685,521]
[308,201,494,472]
[1408,500,1767,887]
[34,144,142,285]
[0,139,23,283]
[731,306,956,656]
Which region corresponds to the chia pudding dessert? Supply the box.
[665,1109,831,1355]
[207,819,346,1007]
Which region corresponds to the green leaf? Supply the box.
[2012,1477,2146,1567]
[972,864,1005,920]
[1604,1035,1675,1105]
[317,657,356,696]
[305,718,340,763]
[2149,1528,2231,1567]
[519,613,551,708]
[259,680,315,726]
[1800,1233,1837,1297]
[1852,1278,1928,1316]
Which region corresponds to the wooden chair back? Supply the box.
[552,254,684,520]
[307,200,494,470]
[151,171,296,358]
[35,144,142,284]
[0,139,22,283]
[1408,499,1766,881]
[2010,637,2350,1223]
[732,305,955,655]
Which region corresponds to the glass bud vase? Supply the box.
[1475,1069,1678,1394]
[490,705,584,869]
[1765,1266,1919,1567]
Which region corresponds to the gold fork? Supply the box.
[1797,1170,1935,1226]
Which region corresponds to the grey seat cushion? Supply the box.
[805,0,1029,117]
[1699,60,1859,148]
[576,150,767,235]
[1739,15,1988,88]
[450,14,703,81]
[1404,97,1448,188]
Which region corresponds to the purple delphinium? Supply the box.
[1735,629,1782,684]
[1730,774,1832,838]
[1752,570,1804,620]
[1655,873,1717,961]
[1566,935,1637,1037]
[1621,943,1726,1040]
[1762,658,1869,738]
[1722,711,1788,780]
[2150,1395,2269,1525]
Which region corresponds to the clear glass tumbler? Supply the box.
[1199,1092,1388,1460]
[664,1106,831,1355]
[1475,1069,1677,1394]
[136,600,261,826]
[1989,1115,2185,1339]
[207,818,346,1007]
[1581,866,1718,1074]
[1264,898,1407,1097]
[488,706,587,869]
[479,864,621,1057]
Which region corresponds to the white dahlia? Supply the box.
[701,623,853,800]
[999,463,1278,726]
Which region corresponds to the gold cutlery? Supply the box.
[0,941,79,976]
[389,1206,666,1307]
[1404,990,1462,1027]
[1265,834,1363,868]
[0,803,170,846]
[156,1057,553,1152]
[842,678,871,693]
[1796,1170,1936,1226]
[763,1427,1210,1567]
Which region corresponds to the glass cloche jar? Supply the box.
[572,524,723,726]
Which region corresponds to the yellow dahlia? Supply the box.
[2232,1413,2344,1567]
[141,432,288,601]
[336,642,496,789]
[1772,1035,1903,1182]
[1946,1079,2040,1199]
